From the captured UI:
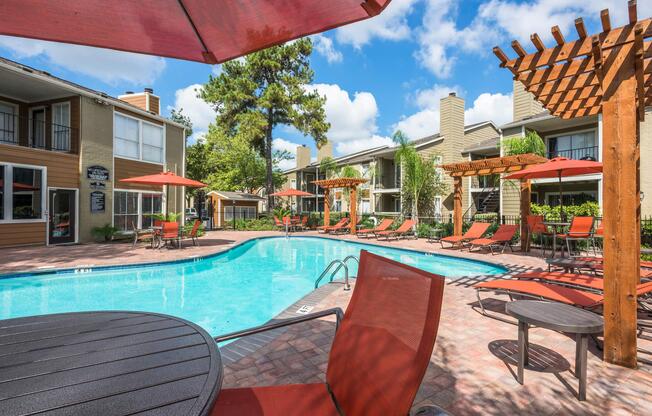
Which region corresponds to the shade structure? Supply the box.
[270,189,313,197]
[504,157,602,219]
[120,171,205,218]
[0,0,391,64]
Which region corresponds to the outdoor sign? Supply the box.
[90,191,105,213]
[89,181,106,190]
[87,165,109,181]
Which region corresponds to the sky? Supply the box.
[0,0,649,171]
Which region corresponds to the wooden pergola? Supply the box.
[441,154,547,247]
[493,0,648,368]
[313,178,369,234]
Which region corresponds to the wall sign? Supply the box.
[87,165,109,181]
[89,181,106,190]
[90,191,106,213]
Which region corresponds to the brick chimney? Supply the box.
[512,80,544,121]
[296,145,311,168]
[317,141,333,162]
[119,88,161,115]
[440,92,465,148]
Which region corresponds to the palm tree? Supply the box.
[393,130,433,225]
[503,130,546,156]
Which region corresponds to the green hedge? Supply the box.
[530,202,600,219]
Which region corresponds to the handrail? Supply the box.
[314,255,359,291]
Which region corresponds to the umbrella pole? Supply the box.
[558,171,563,221]
[166,184,170,221]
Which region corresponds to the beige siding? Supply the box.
[513,80,544,121]
[165,124,185,215]
[465,125,499,149]
[500,131,524,217]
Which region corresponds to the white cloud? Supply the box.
[0,36,166,85]
[169,84,216,143]
[335,135,394,155]
[273,138,302,171]
[464,92,513,127]
[311,34,343,63]
[336,0,418,48]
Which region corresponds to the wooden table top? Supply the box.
[506,300,604,334]
[0,311,222,416]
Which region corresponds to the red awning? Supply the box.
[119,171,206,187]
[0,0,391,64]
[270,188,313,197]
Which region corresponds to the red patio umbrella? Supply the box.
[120,171,206,219]
[504,157,603,218]
[0,0,391,64]
[270,188,313,213]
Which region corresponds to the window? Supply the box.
[113,191,139,231]
[12,167,43,219]
[548,131,597,160]
[142,193,163,228]
[223,205,256,221]
[545,191,597,207]
[114,114,139,159]
[142,123,164,163]
[52,102,70,151]
[434,196,442,219]
[0,102,17,144]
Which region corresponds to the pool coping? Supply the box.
[0,234,511,279]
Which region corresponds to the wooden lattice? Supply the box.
[312,178,369,188]
[493,0,651,120]
[441,154,547,177]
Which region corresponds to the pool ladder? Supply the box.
[314,255,359,291]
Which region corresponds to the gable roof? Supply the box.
[207,191,266,201]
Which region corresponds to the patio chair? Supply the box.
[440,222,491,249]
[297,215,309,231]
[468,224,518,254]
[526,215,552,256]
[317,217,349,234]
[131,221,154,249]
[159,221,180,249]
[210,250,446,416]
[357,218,394,239]
[513,271,605,291]
[331,217,361,235]
[181,219,202,247]
[273,216,284,231]
[557,216,595,257]
[375,219,417,241]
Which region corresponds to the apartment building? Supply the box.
[500,80,652,217]
[282,93,501,218]
[0,57,186,247]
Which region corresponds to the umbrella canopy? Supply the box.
[0,0,391,64]
[270,188,313,197]
[504,157,603,219]
[119,171,206,188]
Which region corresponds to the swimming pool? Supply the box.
[0,237,506,336]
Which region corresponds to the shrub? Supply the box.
[530,202,600,219]
[473,213,498,222]
[233,217,276,231]
[92,224,119,242]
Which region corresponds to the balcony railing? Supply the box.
[374,175,400,189]
[547,146,598,161]
[0,111,76,153]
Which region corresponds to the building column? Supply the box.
[323,188,330,226]
[453,176,463,236]
[349,186,357,234]
[520,179,531,251]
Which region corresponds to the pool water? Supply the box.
[0,237,505,336]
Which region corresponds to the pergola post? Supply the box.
[520,179,531,251]
[323,188,331,227]
[349,186,357,235]
[601,42,640,368]
[453,176,463,236]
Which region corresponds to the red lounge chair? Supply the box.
[468,224,518,254]
[357,218,394,239]
[318,217,349,234]
[514,271,604,291]
[210,250,445,416]
[159,221,180,249]
[375,219,417,241]
[273,216,284,231]
[331,217,361,235]
[440,222,491,249]
[557,216,595,256]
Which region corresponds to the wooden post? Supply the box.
[323,188,331,227]
[350,186,357,235]
[453,176,463,236]
[601,42,639,368]
[520,179,531,251]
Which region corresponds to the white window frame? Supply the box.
[113,111,166,165]
[434,196,442,219]
[0,162,47,224]
[544,127,598,161]
[112,189,164,231]
[223,205,256,221]
[0,100,19,144]
[51,102,71,152]
[46,187,79,245]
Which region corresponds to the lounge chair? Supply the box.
[514,271,604,291]
[376,219,417,241]
[331,217,361,235]
[317,217,349,234]
[440,222,491,249]
[557,216,595,256]
[547,257,652,279]
[357,218,394,239]
[210,250,445,416]
[468,224,518,254]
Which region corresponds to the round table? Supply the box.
[505,300,603,401]
[0,311,222,415]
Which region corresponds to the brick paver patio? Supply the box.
[1,230,650,414]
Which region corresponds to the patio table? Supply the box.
[505,300,603,401]
[0,311,222,415]
[543,221,570,257]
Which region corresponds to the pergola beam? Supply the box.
[313,177,368,235]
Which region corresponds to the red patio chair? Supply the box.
[211,250,446,416]
[558,216,595,256]
[182,219,202,247]
[440,222,491,249]
[273,216,284,231]
[317,217,349,234]
[526,215,552,255]
[357,218,394,239]
[159,221,180,249]
[375,219,417,241]
[468,224,518,254]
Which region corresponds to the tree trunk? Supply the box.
[265,110,274,213]
[413,190,419,225]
